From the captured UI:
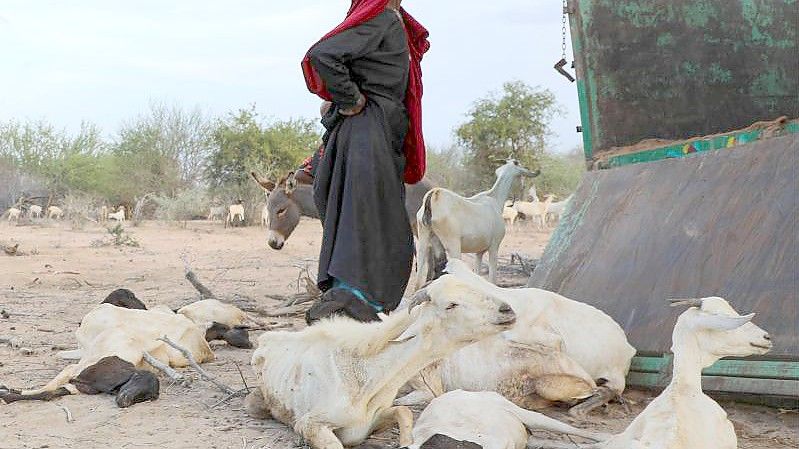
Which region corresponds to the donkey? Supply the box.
[250,171,434,250]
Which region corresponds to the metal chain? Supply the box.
[561,0,568,59]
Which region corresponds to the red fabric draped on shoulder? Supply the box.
[301,0,430,184]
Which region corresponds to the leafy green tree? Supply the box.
[456,81,560,188]
[206,106,320,193]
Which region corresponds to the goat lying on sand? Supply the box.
[407,390,607,449]
[246,274,518,448]
[529,297,772,449]
[100,288,254,348]
[0,304,213,407]
[402,250,635,417]
[415,159,538,287]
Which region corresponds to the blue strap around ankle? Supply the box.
[332,279,384,313]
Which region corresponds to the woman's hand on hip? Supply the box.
[339,93,367,116]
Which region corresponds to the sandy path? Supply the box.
[0,219,794,449]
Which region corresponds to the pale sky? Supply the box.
[0,0,580,152]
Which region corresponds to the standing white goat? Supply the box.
[226,203,245,228]
[47,206,64,220]
[108,206,126,222]
[530,297,772,449]
[503,204,519,227]
[28,205,43,219]
[6,207,21,222]
[207,205,225,222]
[416,159,538,287]
[546,194,573,225]
[514,194,554,230]
[408,390,607,449]
[260,204,269,227]
[246,274,517,449]
[402,258,635,417]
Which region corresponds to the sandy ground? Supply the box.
[0,219,795,449]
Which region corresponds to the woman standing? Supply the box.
[302,0,429,322]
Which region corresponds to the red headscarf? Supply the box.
[301,0,430,184]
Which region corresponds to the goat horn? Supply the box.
[668,298,703,308]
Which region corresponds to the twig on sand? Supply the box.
[142,351,190,386]
[181,254,216,299]
[58,404,74,423]
[157,335,236,395]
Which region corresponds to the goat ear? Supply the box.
[250,171,276,192]
[695,312,755,331]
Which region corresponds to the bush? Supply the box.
[62,191,100,230]
[153,188,209,223]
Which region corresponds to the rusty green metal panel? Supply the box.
[568,0,799,162]
[601,119,799,168]
[529,134,799,397]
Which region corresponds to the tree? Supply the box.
[456,81,560,188]
[206,106,320,193]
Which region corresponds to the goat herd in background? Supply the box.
[0,159,772,449]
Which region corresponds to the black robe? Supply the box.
[309,9,413,312]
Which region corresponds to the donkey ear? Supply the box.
[284,172,298,194]
[250,171,275,192]
[695,312,755,331]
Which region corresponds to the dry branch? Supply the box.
[142,351,190,386]
[59,405,74,423]
[181,254,216,299]
[157,335,236,395]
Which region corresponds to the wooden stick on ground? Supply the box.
[181,254,216,299]
[157,335,236,395]
[142,352,190,386]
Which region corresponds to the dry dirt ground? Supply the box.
[0,219,795,449]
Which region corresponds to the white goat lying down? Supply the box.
[0,293,254,407]
[1,304,213,407]
[400,258,635,417]
[408,390,607,449]
[530,297,772,449]
[416,159,537,287]
[246,275,518,449]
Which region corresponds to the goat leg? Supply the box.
[568,386,617,419]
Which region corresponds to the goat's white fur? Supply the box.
[47,206,64,220]
[416,159,536,287]
[408,390,607,449]
[108,206,126,222]
[226,204,245,227]
[514,194,554,230]
[248,274,516,449]
[27,304,214,397]
[590,297,772,449]
[399,259,635,411]
[28,205,43,219]
[546,194,573,225]
[260,205,269,227]
[6,207,21,222]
